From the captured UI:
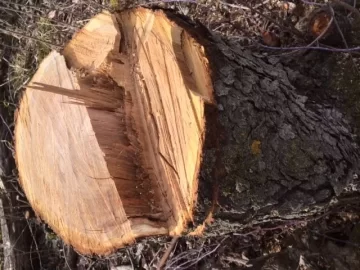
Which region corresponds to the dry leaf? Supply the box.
[48,10,56,19]
[262,31,281,47]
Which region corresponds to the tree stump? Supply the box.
[14,8,360,256]
[15,9,214,255]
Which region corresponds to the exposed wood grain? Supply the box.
[15,9,213,255]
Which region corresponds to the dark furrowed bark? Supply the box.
[202,37,359,225]
[165,16,360,227]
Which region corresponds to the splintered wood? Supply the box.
[15,8,213,254]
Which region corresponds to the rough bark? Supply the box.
[167,15,360,229]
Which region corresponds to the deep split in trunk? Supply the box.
[15,9,214,255]
[14,7,360,256]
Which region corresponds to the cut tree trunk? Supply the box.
[15,9,213,255]
[14,8,360,256]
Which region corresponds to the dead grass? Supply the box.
[35,18,56,62]
[110,0,120,9]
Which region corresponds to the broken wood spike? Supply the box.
[308,7,351,46]
[15,8,214,255]
[310,10,332,37]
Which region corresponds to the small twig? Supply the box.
[259,43,360,52]
[145,0,198,5]
[218,1,250,10]
[273,2,332,57]
[0,76,19,88]
[162,0,198,2]
[15,195,29,205]
[166,249,201,268]
[140,249,150,270]
[0,16,19,28]
[127,249,135,270]
[0,43,21,50]
[253,0,271,9]
[196,241,205,261]
[233,223,299,238]
[301,0,324,6]
[0,140,14,154]
[63,244,72,270]
[86,261,95,270]
[0,27,61,47]
[26,219,43,269]
[0,5,78,29]
[2,56,31,71]
[301,0,360,19]
[331,5,360,75]
[0,114,13,139]
[157,236,180,270]
[0,0,44,12]
[219,0,304,37]
[332,0,360,19]
[330,6,348,48]
[13,77,30,99]
[174,239,226,270]
[310,230,360,247]
[263,3,359,54]
[149,247,163,267]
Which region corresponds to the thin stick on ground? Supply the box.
[0,114,13,139]
[258,4,360,54]
[310,230,360,247]
[166,249,201,268]
[175,246,220,269]
[301,0,360,19]
[0,0,44,12]
[127,249,135,270]
[166,249,204,268]
[301,0,324,6]
[63,243,72,270]
[26,219,43,269]
[147,0,198,3]
[260,6,334,56]
[330,5,348,48]
[157,236,180,270]
[330,5,360,75]
[86,261,95,270]
[0,27,61,47]
[166,239,227,270]
[0,5,78,30]
[332,0,360,19]
[149,246,163,267]
[259,44,360,52]
[219,0,304,37]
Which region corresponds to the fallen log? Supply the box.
[14,7,360,256]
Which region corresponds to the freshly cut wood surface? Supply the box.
[15,9,213,254]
